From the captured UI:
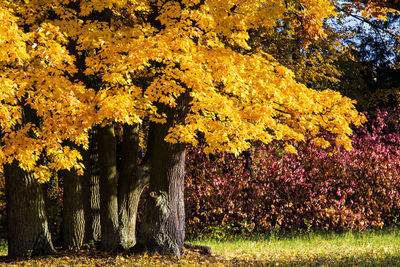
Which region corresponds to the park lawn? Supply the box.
[1,229,400,266]
[191,229,400,266]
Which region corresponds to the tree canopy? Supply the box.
[0,0,366,180]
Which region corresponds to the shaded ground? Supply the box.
[0,246,224,266]
[1,246,400,266]
[2,230,400,266]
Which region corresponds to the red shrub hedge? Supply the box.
[185,108,400,237]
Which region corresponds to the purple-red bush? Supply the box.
[185,108,400,237]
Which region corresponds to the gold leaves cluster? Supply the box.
[0,0,366,181]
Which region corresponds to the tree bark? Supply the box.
[89,127,101,242]
[90,165,101,243]
[138,122,186,255]
[5,161,54,258]
[138,91,190,256]
[97,124,119,250]
[62,139,100,249]
[81,145,95,244]
[117,124,150,249]
[61,165,85,250]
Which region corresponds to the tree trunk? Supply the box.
[81,145,95,244]
[61,165,85,250]
[90,164,101,242]
[97,124,119,250]
[5,161,54,258]
[138,92,190,256]
[89,127,101,242]
[138,122,186,255]
[117,124,150,249]
[62,141,98,249]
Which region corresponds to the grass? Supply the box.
[1,229,400,266]
[189,229,400,266]
[0,239,6,256]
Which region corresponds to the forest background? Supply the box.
[0,0,400,261]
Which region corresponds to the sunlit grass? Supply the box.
[0,239,6,256]
[1,230,400,266]
[189,229,400,266]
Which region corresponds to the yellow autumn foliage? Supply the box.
[0,0,366,180]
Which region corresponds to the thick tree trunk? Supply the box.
[138,92,190,256]
[62,141,98,249]
[89,127,101,242]
[81,145,95,244]
[97,124,119,250]
[62,142,94,250]
[5,161,54,258]
[117,124,150,249]
[138,122,186,255]
[61,166,85,250]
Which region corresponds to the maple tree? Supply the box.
[0,6,94,257]
[0,0,369,257]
